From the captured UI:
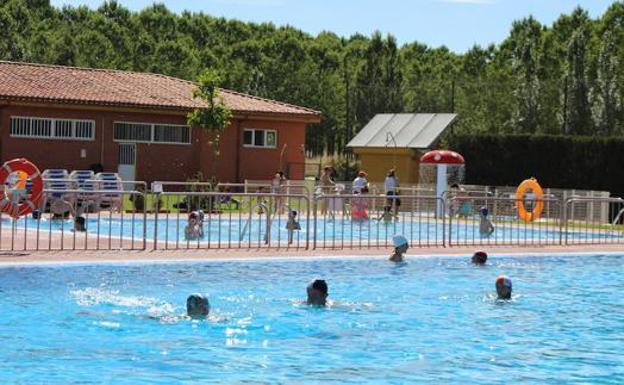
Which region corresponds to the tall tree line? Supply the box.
[1,0,624,154]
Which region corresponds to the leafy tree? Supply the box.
[592,31,621,135]
[563,28,592,135]
[187,69,233,156]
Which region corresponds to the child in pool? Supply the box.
[479,206,495,237]
[351,187,369,222]
[286,210,301,244]
[185,211,204,240]
[377,205,394,224]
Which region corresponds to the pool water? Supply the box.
[1,254,623,383]
[6,216,616,245]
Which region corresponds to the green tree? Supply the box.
[592,31,621,135]
[563,28,592,135]
[187,69,233,156]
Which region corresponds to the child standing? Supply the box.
[479,206,495,237]
[286,210,301,244]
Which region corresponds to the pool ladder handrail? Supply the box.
[264,204,293,244]
[239,202,269,242]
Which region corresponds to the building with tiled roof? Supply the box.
[0,61,321,182]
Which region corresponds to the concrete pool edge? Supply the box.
[0,244,622,266]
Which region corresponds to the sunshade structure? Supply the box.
[346,113,457,183]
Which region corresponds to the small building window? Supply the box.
[243,129,277,148]
[113,122,190,145]
[10,116,95,141]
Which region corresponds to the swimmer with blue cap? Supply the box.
[495,275,512,299]
[186,293,210,319]
[389,234,409,262]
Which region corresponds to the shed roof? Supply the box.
[0,61,321,121]
[346,113,457,149]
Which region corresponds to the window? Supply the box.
[113,122,191,145]
[243,129,277,148]
[10,117,95,140]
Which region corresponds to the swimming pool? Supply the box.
[1,254,622,383]
[5,215,618,247]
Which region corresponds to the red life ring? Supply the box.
[0,158,43,218]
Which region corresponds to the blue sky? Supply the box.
[51,0,615,52]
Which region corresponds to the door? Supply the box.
[118,143,136,189]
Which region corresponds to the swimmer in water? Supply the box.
[479,206,495,237]
[306,279,328,306]
[389,234,409,263]
[186,293,210,319]
[495,275,512,300]
[472,250,487,265]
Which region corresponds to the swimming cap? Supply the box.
[496,275,512,288]
[472,250,487,264]
[392,234,408,248]
[480,206,489,216]
[189,211,198,219]
[307,279,328,294]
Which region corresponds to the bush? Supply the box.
[445,134,624,196]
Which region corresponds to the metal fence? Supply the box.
[447,196,563,247]
[1,189,623,252]
[313,194,445,249]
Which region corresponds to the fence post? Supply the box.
[152,191,160,251]
[441,197,447,248]
[305,196,310,250]
[447,198,452,247]
[312,195,318,250]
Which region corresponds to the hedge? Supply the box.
[444,134,624,196]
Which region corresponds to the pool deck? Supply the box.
[0,243,622,265]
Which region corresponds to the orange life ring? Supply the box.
[516,178,543,222]
[0,158,43,218]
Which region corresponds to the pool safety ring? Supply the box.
[0,158,43,218]
[516,178,543,222]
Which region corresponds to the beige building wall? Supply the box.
[353,148,424,183]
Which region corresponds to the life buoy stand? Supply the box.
[516,178,543,222]
[0,158,43,218]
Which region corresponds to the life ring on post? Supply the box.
[0,158,43,218]
[516,178,544,222]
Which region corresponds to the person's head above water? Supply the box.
[472,250,487,265]
[306,279,328,306]
[389,234,409,262]
[480,206,489,217]
[393,234,409,253]
[495,275,512,299]
[186,293,210,318]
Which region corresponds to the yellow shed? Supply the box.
[346,113,457,183]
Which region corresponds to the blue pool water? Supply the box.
[5,216,617,245]
[1,254,623,383]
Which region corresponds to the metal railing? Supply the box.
[1,187,623,252]
[0,189,147,251]
[447,196,563,247]
[563,197,624,245]
[152,192,311,250]
[313,194,445,249]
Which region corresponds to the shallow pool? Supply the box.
[1,254,623,383]
[6,216,617,246]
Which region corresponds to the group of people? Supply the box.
[31,196,87,232]
[318,167,402,223]
[185,242,512,319]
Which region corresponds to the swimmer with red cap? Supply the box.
[495,275,512,299]
[472,250,487,265]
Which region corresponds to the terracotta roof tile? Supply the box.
[0,61,321,120]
